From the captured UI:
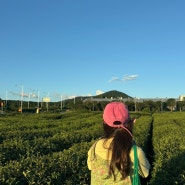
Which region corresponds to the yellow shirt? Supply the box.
[87,138,150,185]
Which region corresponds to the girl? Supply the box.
[87,102,150,184]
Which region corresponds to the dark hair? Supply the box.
[102,119,134,181]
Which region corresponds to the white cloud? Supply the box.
[109,74,139,83]
[122,74,139,81]
[96,90,104,95]
[68,95,76,99]
[31,93,38,98]
[81,93,92,97]
[109,77,121,83]
[20,92,29,97]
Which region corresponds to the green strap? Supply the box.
[132,145,140,185]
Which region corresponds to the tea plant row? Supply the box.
[0,111,185,184]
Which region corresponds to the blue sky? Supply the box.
[0,0,185,102]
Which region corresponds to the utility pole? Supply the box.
[74,96,75,104]
[5,91,7,110]
[61,95,63,110]
[28,93,31,109]
[20,85,23,114]
[135,97,137,112]
[37,91,39,108]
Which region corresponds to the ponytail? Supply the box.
[108,125,133,180]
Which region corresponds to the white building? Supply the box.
[179,95,185,101]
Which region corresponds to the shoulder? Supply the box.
[136,146,147,158]
[88,138,105,154]
[88,140,99,155]
[130,145,146,159]
[88,138,113,160]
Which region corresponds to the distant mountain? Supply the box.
[94,90,133,99]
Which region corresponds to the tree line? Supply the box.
[0,97,185,113]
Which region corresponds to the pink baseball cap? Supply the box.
[103,102,130,127]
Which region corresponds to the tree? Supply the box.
[176,101,185,111]
[125,101,135,111]
[143,100,155,112]
[154,101,162,112]
[83,100,94,111]
[166,98,176,111]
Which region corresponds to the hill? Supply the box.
[94,90,133,99]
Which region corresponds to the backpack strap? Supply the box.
[132,144,141,185]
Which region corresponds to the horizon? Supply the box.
[0,90,181,103]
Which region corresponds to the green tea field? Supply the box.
[0,111,185,185]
